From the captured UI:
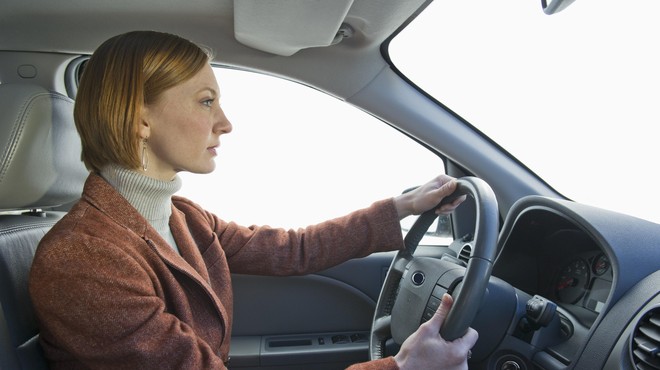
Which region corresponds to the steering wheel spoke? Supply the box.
[389,253,411,274]
[372,315,392,337]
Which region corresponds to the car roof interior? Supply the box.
[0,0,424,100]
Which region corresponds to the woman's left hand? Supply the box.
[393,174,466,219]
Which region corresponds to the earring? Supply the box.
[141,138,149,171]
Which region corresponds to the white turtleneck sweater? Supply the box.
[100,164,182,254]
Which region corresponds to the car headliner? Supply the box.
[0,0,427,100]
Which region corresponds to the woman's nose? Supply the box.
[213,107,233,134]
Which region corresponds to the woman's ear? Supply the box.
[138,105,151,139]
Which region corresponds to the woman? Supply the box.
[29,30,477,369]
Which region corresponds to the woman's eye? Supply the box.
[202,99,214,107]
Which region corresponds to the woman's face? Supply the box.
[141,64,232,181]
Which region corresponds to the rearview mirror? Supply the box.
[541,0,576,15]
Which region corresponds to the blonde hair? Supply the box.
[74,30,211,172]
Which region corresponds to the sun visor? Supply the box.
[234,0,354,56]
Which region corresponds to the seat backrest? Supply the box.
[0,84,88,369]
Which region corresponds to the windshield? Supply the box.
[389,0,660,224]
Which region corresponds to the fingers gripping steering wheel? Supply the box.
[369,177,498,360]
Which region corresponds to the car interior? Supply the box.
[1,0,659,370]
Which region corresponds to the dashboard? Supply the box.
[482,196,660,370]
[438,192,660,370]
[493,206,613,329]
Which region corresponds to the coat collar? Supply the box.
[82,173,151,238]
[81,173,214,288]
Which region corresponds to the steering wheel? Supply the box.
[369,176,499,360]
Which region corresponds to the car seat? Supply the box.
[0,84,88,369]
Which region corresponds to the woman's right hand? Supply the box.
[394,293,478,370]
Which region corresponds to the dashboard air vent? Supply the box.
[458,244,472,264]
[631,307,660,370]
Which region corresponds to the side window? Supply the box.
[178,67,450,243]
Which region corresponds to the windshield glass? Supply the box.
[389,1,660,224]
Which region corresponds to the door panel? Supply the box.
[229,247,448,369]
[229,252,394,369]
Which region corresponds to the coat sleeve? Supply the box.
[346,357,399,370]
[211,198,405,275]
[29,233,227,370]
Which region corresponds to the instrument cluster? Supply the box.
[552,252,612,314]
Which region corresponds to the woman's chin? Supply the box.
[180,163,216,175]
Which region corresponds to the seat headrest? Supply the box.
[0,84,88,211]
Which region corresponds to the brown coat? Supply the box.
[29,174,402,369]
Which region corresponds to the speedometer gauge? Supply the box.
[555,258,590,304]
